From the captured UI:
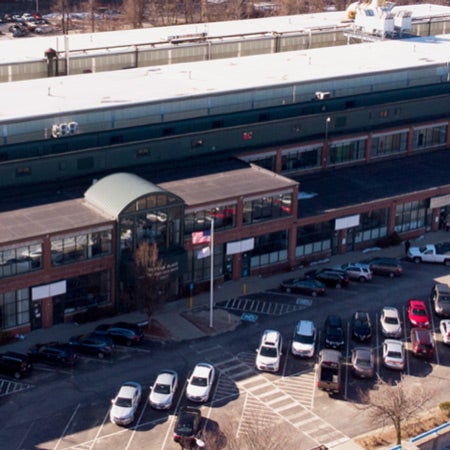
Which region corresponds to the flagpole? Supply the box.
[209,216,214,328]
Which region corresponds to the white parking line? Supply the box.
[87,406,111,450]
[125,397,149,450]
[53,403,80,450]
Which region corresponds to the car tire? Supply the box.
[97,352,105,359]
[311,291,318,297]
[388,272,395,278]
[358,276,366,283]
[286,287,292,294]
[413,257,421,264]
[445,259,450,266]
[336,283,342,288]
[14,371,21,379]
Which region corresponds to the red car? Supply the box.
[407,299,430,328]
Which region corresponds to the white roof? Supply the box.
[1,33,449,124]
[0,4,449,63]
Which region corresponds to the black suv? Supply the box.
[324,315,345,349]
[27,342,78,367]
[68,333,114,359]
[362,257,403,278]
[305,268,349,288]
[0,351,32,379]
[94,322,144,346]
[173,406,202,446]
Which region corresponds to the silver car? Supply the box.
[336,263,373,282]
[351,346,375,378]
[380,306,402,338]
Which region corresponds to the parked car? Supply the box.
[430,282,450,317]
[280,278,326,297]
[68,333,114,359]
[0,351,32,379]
[173,406,202,446]
[305,268,349,288]
[351,346,375,378]
[255,329,283,372]
[351,311,372,342]
[362,257,403,278]
[335,263,373,282]
[440,319,450,345]
[149,370,178,410]
[27,342,77,367]
[411,328,434,358]
[382,339,405,370]
[110,381,142,426]
[291,320,316,358]
[94,322,144,346]
[324,315,345,350]
[380,306,402,338]
[186,363,216,403]
[407,299,430,328]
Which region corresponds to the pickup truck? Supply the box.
[316,349,342,394]
[407,243,450,266]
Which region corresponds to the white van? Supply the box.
[291,320,316,358]
[255,329,283,372]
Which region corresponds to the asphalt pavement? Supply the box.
[3,230,448,355]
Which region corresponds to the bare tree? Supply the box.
[134,241,168,321]
[122,0,146,28]
[356,375,433,445]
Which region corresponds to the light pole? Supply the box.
[209,215,214,328]
[324,116,331,166]
[325,116,331,143]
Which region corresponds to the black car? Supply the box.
[27,342,78,367]
[280,277,326,297]
[324,315,345,349]
[351,311,372,342]
[0,351,32,379]
[362,257,403,278]
[173,406,202,446]
[94,321,144,346]
[305,268,349,288]
[68,333,114,359]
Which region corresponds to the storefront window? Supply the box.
[243,193,292,225]
[296,222,332,257]
[354,208,388,243]
[185,245,223,284]
[250,231,288,268]
[184,205,236,236]
[281,146,321,172]
[0,242,42,278]
[328,139,366,165]
[54,271,111,314]
[0,288,30,330]
[394,200,427,233]
[51,228,112,266]
[371,132,408,157]
[413,124,447,150]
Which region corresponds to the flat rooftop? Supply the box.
[0,4,449,62]
[1,33,450,123]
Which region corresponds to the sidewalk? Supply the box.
[2,230,448,354]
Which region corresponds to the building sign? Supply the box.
[430,194,450,209]
[226,238,255,255]
[335,214,360,231]
[32,280,67,300]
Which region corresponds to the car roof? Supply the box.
[193,363,213,377]
[262,329,281,343]
[409,299,426,307]
[295,320,315,334]
[156,370,176,384]
[326,315,342,326]
[382,306,399,316]
[384,339,403,349]
[118,382,140,397]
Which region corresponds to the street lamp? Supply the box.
[325,116,331,143]
[323,117,331,165]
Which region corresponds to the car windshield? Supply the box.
[176,420,193,434]
[294,333,314,344]
[154,383,170,394]
[412,308,427,316]
[355,320,369,329]
[387,351,402,359]
[356,357,371,367]
[385,317,399,325]
[260,346,278,357]
[115,397,132,408]
[440,296,450,303]
[191,376,207,387]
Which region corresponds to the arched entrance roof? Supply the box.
[84,172,182,217]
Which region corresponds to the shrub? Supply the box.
[440,401,450,417]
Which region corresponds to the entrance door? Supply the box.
[30,299,42,330]
[346,228,356,252]
[53,296,65,325]
[224,255,233,281]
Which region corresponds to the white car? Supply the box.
[291,320,316,358]
[149,370,178,410]
[186,363,216,403]
[440,319,450,345]
[110,381,142,426]
[380,306,402,338]
[256,329,283,372]
[382,339,405,370]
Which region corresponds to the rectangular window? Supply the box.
[0,288,30,330]
[281,146,321,172]
[243,193,292,225]
[328,139,366,165]
[295,222,332,258]
[413,125,447,150]
[184,204,237,236]
[16,167,32,177]
[0,243,42,278]
[394,199,427,233]
[250,231,288,268]
[371,132,408,157]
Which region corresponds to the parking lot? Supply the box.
[0,256,449,449]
